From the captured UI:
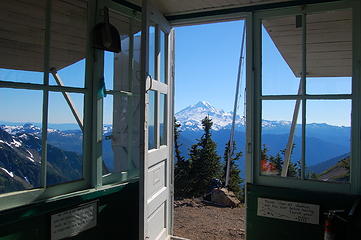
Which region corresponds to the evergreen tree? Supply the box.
[223,140,243,200]
[189,116,222,197]
[173,118,191,198]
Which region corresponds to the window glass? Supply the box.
[148,90,157,150]
[104,10,131,91]
[160,93,167,146]
[160,30,166,83]
[306,9,352,94]
[102,20,141,181]
[47,92,84,185]
[103,95,114,174]
[0,88,43,193]
[104,51,115,91]
[262,16,302,96]
[148,26,156,79]
[261,100,302,178]
[49,0,87,88]
[0,0,45,84]
[259,8,353,186]
[306,100,351,182]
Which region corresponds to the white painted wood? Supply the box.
[141,1,173,240]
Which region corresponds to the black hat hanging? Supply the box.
[93,7,121,53]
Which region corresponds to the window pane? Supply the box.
[103,94,132,174]
[160,94,167,146]
[160,30,166,83]
[0,0,45,84]
[262,16,302,95]
[104,51,115,91]
[103,95,114,174]
[49,0,87,88]
[102,23,141,180]
[47,92,84,185]
[104,10,132,91]
[306,9,352,94]
[306,100,351,182]
[0,88,43,194]
[134,31,142,70]
[148,26,156,79]
[148,90,157,150]
[261,100,302,178]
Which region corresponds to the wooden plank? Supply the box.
[265,19,352,35]
[307,9,352,23]
[269,30,350,45]
[1,0,46,18]
[0,10,45,28]
[154,0,288,15]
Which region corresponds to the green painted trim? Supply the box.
[351,0,361,194]
[246,183,360,240]
[0,180,138,228]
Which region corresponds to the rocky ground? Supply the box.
[173,199,245,240]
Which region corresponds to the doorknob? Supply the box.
[146,74,153,93]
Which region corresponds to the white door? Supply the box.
[140,1,174,240]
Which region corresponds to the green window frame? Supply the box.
[246,0,361,194]
[0,0,142,212]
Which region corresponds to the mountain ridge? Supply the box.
[175,101,350,132]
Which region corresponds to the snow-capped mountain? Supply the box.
[0,125,82,193]
[175,101,295,131]
[175,101,245,131]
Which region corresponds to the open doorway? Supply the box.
[172,20,247,240]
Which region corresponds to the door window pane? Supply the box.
[160,94,167,146]
[261,100,302,178]
[0,88,43,193]
[306,100,351,182]
[262,16,302,95]
[148,26,156,79]
[160,30,166,83]
[148,90,157,150]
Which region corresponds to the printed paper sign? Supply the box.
[257,197,319,224]
[51,201,97,240]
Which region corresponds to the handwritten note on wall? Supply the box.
[51,201,97,240]
[257,197,320,224]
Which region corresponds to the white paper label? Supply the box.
[51,201,97,240]
[257,197,319,224]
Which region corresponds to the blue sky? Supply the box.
[175,21,246,114]
[175,20,351,126]
[0,20,352,127]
